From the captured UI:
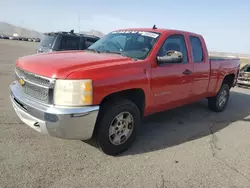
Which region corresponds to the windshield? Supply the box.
[40,34,57,48]
[87,30,160,60]
[240,64,250,72]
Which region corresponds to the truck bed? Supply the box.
[209,56,240,61]
[207,56,240,95]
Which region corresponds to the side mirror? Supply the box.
[157,50,183,64]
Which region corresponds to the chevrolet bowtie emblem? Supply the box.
[18,78,25,86]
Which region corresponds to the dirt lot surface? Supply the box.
[0,39,250,188]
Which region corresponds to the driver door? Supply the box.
[151,34,193,109]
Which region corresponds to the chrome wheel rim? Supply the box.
[109,112,134,146]
[218,89,228,107]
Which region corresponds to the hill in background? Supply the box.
[80,30,105,38]
[0,22,105,38]
[0,22,42,38]
[209,51,250,59]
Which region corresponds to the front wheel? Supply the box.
[208,84,230,112]
[95,99,141,156]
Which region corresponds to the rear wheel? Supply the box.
[95,99,141,156]
[208,84,230,112]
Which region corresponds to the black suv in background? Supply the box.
[36,30,100,53]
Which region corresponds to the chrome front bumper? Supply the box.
[10,81,99,140]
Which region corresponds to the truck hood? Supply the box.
[16,51,134,79]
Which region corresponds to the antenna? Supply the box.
[20,20,23,36]
[78,14,81,33]
[152,25,157,29]
[70,29,74,33]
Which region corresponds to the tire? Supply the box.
[95,99,141,156]
[208,84,230,112]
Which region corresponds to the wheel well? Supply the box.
[222,74,235,88]
[99,89,146,118]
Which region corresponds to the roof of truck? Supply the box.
[113,27,201,37]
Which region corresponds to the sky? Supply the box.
[0,0,250,54]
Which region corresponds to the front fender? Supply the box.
[93,67,150,106]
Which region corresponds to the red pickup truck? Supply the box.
[10,27,240,155]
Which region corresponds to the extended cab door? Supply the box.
[151,34,193,109]
[188,35,210,98]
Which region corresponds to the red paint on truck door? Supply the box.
[151,34,193,109]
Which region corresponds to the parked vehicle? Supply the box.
[237,63,250,87]
[22,37,29,41]
[33,38,40,42]
[1,35,10,39]
[19,37,29,41]
[10,27,240,156]
[36,30,100,53]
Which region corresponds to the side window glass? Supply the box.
[190,36,204,62]
[60,36,80,50]
[85,40,93,48]
[158,34,188,63]
[85,38,99,48]
[247,66,250,72]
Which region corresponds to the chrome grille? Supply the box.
[15,67,54,104]
[15,67,50,87]
[20,81,49,102]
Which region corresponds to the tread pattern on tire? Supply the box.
[208,84,230,112]
[95,98,141,156]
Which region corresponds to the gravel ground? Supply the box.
[0,39,250,188]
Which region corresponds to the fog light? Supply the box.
[44,113,58,122]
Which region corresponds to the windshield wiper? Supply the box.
[85,49,100,53]
[104,49,122,55]
[104,50,138,61]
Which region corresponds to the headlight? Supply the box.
[54,79,93,106]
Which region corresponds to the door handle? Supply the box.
[183,69,192,75]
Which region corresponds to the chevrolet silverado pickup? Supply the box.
[10,27,240,156]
